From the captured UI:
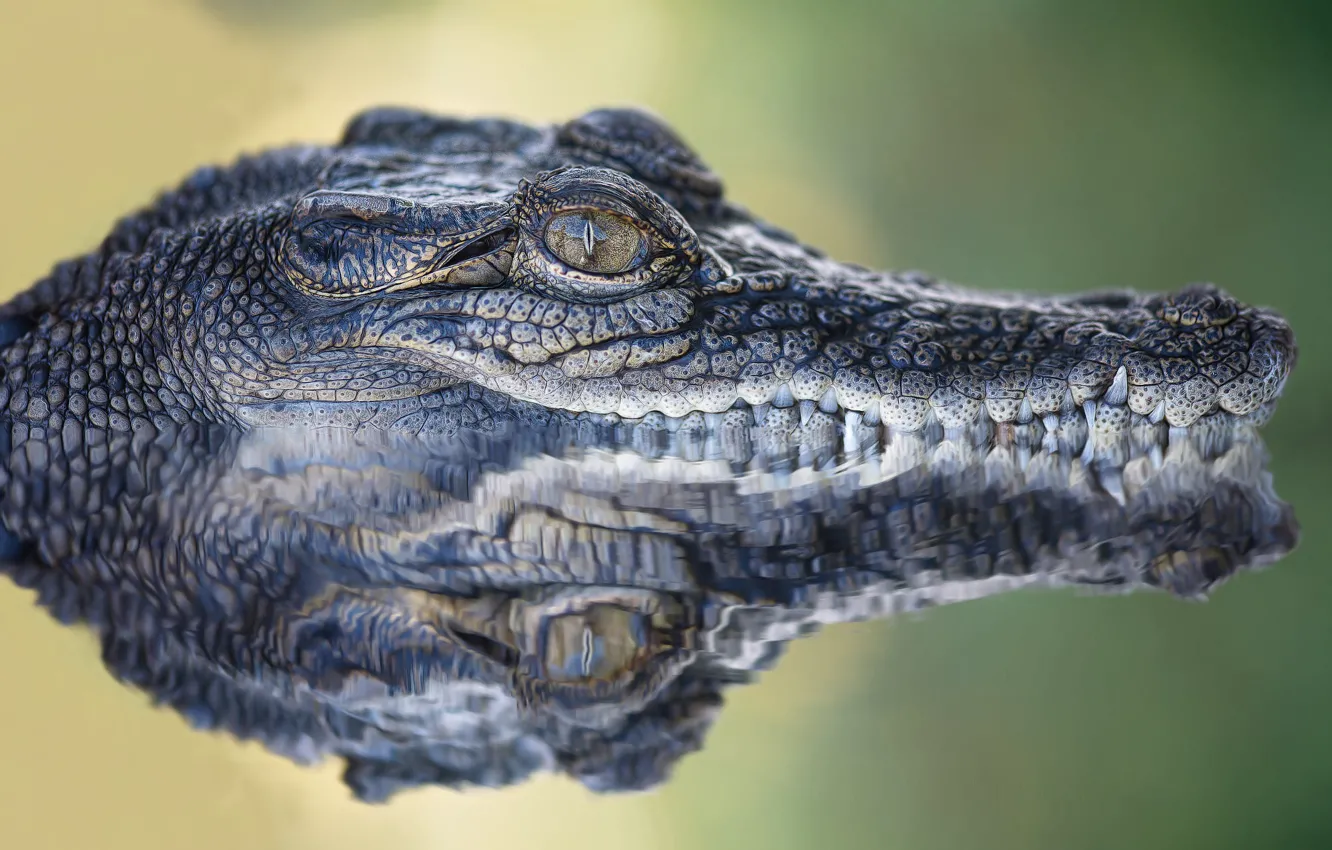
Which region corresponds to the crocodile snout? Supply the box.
[1115,284,1294,427]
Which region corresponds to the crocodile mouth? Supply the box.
[328,263,1294,453]
[391,292,1291,441]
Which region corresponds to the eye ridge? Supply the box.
[543,208,649,277]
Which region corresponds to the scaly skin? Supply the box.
[0,108,1299,798]
[0,107,1295,438]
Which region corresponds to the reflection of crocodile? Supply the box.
[0,108,1299,799]
[0,420,1297,798]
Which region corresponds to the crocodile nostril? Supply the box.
[1155,284,1240,327]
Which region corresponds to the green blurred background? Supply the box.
[1,1,1329,848]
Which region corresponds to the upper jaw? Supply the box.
[280,238,1294,446]
[392,280,1291,436]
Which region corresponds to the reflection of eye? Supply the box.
[542,605,649,682]
[543,209,648,275]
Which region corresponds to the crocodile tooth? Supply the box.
[1148,399,1167,424]
[1102,366,1129,406]
[704,412,724,430]
[1017,397,1034,424]
[1061,389,1077,413]
[772,384,795,409]
[1042,414,1059,434]
[818,387,839,415]
[752,403,771,425]
[1080,402,1097,464]
[1149,443,1164,469]
[799,399,816,425]
[861,399,881,427]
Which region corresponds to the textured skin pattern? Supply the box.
[0,108,1300,799]
[0,108,1296,438]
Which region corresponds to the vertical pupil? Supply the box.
[544,210,646,274]
[582,218,596,258]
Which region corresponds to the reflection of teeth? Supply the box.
[1099,464,1127,505]
[570,372,1269,470]
[1149,444,1164,469]
[843,410,865,456]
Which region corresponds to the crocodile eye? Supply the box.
[543,209,648,275]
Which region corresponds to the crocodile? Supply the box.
[0,107,1298,799]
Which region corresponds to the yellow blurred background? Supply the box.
[2,1,1330,848]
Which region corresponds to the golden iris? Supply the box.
[543,209,648,275]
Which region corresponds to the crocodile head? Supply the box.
[0,108,1295,445]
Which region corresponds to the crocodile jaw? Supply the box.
[340,235,1293,442]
